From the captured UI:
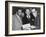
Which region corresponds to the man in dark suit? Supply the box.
[22,9,31,25]
[22,9,31,30]
[31,8,40,29]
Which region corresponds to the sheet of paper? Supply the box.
[22,23,31,29]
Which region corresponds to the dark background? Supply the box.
[12,6,40,16]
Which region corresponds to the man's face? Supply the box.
[31,9,37,15]
[31,9,36,13]
[18,9,24,17]
[18,9,22,16]
[21,13,24,17]
[25,9,30,15]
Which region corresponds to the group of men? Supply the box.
[12,8,40,30]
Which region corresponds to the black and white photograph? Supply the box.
[12,7,40,30]
[5,1,45,36]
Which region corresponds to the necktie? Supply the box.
[27,16,30,19]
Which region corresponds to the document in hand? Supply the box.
[22,23,31,30]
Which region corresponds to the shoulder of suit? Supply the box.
[12,14,17,18]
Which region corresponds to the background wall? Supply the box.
[0,0,46,37]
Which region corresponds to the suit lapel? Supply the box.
[16,14,22,24]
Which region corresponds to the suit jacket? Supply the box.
[30,13,35,25]
[12,14,22,30]
[22,14,31,25]
[34,16,40,29]
[31,13,40,29]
